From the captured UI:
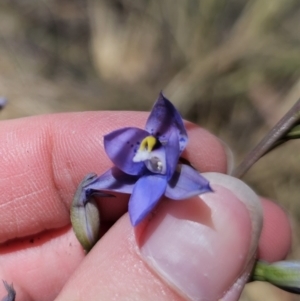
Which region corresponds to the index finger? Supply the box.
[0,111,228,242]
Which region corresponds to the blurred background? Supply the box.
[0,0,300,300]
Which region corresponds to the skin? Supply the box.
[0,111,291,301]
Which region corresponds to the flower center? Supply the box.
[133,136,166,174]
[140,135,156,152]
[149,156,163,172]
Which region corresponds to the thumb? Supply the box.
[55,173,262,301]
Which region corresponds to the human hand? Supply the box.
[0,111,291,301]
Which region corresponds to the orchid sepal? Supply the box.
[104,127,149,176]
[165,164,213,200]
[145,92,188,152]
[86,167,138,194]
[129,174,167,226]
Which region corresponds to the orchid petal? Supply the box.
[104,127,148,175]
[145,92,188,152]
[86,167,137,194]
[165,164,212,200]
[128,174,167,226]
[165,129,180,180]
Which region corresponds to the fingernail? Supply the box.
[139,173,263,301]
[204,172,263,260]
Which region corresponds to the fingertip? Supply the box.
[258,198,292,262]
[184,123,228,173]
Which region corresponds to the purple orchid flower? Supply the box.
[71,92,212,251]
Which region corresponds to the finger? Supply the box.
[0,113,227,300]
[0,112,227,242]
[0,227,84,301]
[258,198,292,262]
[55,174,261,301]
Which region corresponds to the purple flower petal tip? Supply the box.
[130,212,145,227]
[206,184,214,193]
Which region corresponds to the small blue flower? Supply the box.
[71,92,212,250]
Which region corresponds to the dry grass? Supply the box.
[1,0,300,300]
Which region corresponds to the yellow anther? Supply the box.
[139,136,157,152]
